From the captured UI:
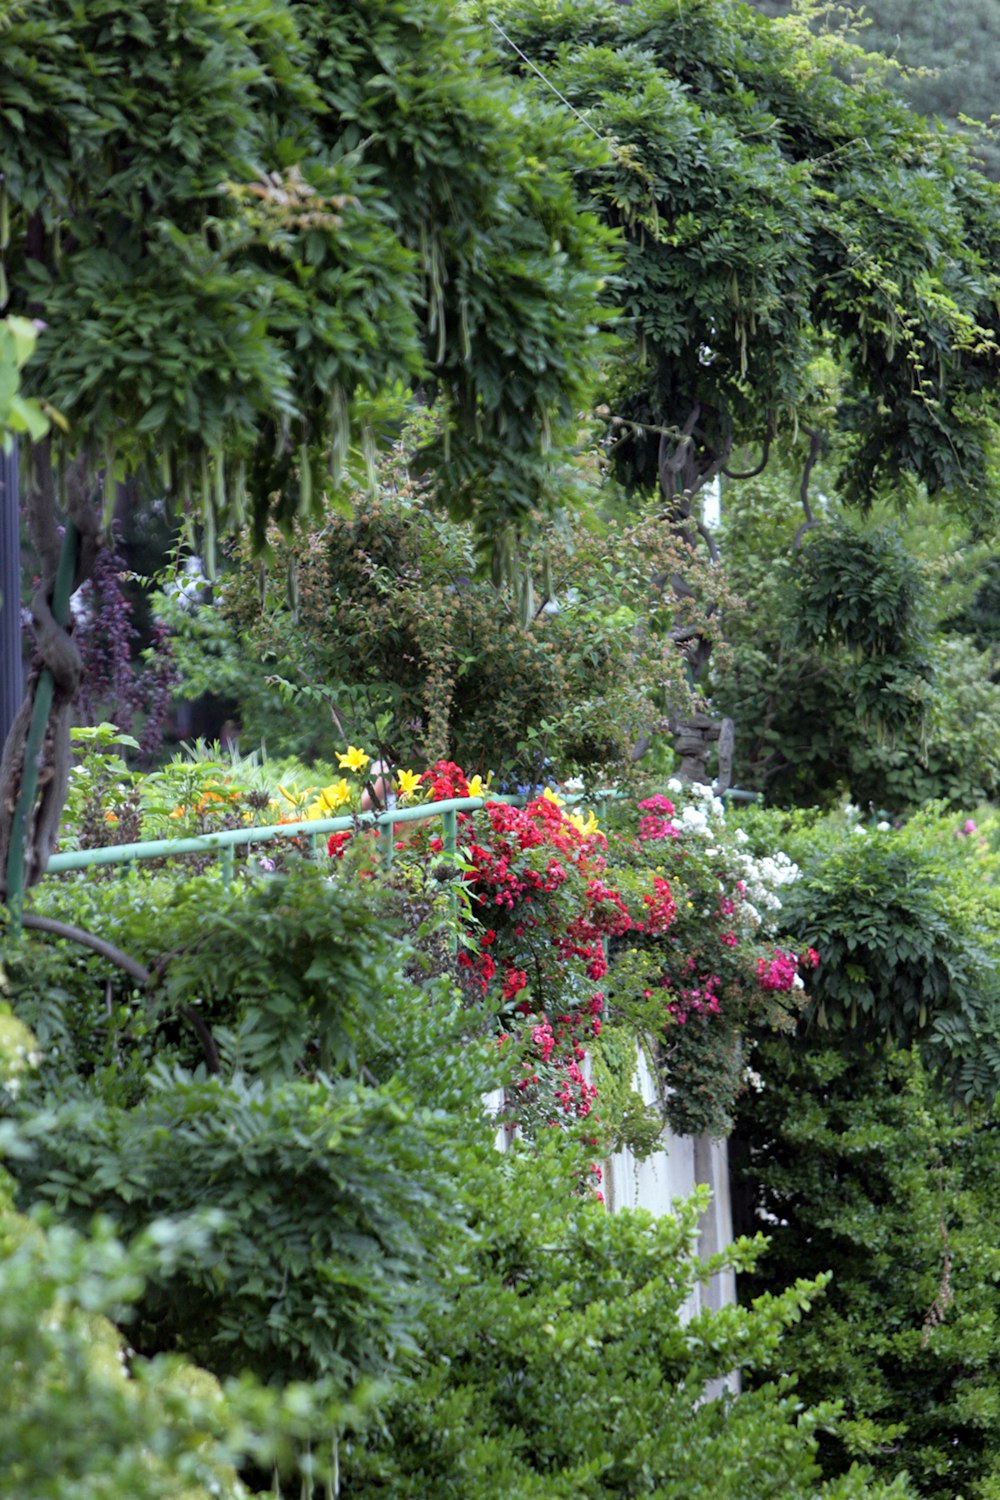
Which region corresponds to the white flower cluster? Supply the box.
[733,849,799,921]
[669,781,726,838]
[664,780,799,934]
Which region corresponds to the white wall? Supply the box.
[488,1042,737,1334]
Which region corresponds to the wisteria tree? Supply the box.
[485,0,1000,768]
[0,0,612,900]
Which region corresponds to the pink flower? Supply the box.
[756,948,799,992]
[638,794,675,815]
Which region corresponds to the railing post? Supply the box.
[380,818,395,866]
[441,806,459,952]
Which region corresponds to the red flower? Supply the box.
[421,760,470,800]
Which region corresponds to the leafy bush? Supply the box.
[770,808,1000,1103]
[14,1062,487,1391]
[4,867,498,1400]
[220,481,723,782]
[735,1039,1000,1499]
[336,1138,911,1500]
[0,1161,371,1499]
[715,483,1000,811]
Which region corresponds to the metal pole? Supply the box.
[0,438,22,751]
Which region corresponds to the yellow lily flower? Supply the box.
[397,768,423,802]
[467,773,485,799]
[542,787,565,808]
[305,779,352,819]
[318,779,352,811]
[337,746,370,773]
[276,783,316,810]
[568,809,600,836]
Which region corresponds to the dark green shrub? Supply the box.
[337,1139,911,1500]
[14,1062,487,1391]
[776,810,1000,1103]
[735,1039,1000,1499]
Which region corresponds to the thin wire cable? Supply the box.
[487,16,607,141]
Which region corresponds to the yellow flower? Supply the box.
[318,779,352,811]
[542,787,565,808]
[337,746,370,773]
[276,783,316,811]
[568,809,599,836]
[467,773,485,799]
[397,768,423,802]
[305,779,352,819]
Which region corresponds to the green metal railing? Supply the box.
[7,782,756,937]
[45,795,488,879]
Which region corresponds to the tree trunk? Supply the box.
[0,440,23,752]
[0,440,101,902]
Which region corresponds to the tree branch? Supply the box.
[793,428,824,552]
[723,414,773,480]
[21,913,151,982]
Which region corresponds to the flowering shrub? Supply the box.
[58,732,815,1148]
[601,780,815,1136]
[451,793,612,1151]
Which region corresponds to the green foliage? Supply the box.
[4,867,499,1399]
[793,522,932,731]
[14,1064,483,1392]
[587,1023,662,1159]
[848,639,1000,809]
[487,0,1000,517]
[6,865,434,1087]
[775,808,1000,1103]
[735,1039,1000,1498]
[336,1142,910,1499]
[714,478,1000,810]
[221,478,716,779]
[751,0,1000,180]
[0,314,54,446]
[796,525,927,659]
[0,0,612,538]
[0,1168,371,1498]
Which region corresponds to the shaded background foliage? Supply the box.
[751,0,1000,180]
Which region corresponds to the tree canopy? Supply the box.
[0,0,612,540]
[0,0,613,895]
[484,0,1000,523]
[753,0,1000,180]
